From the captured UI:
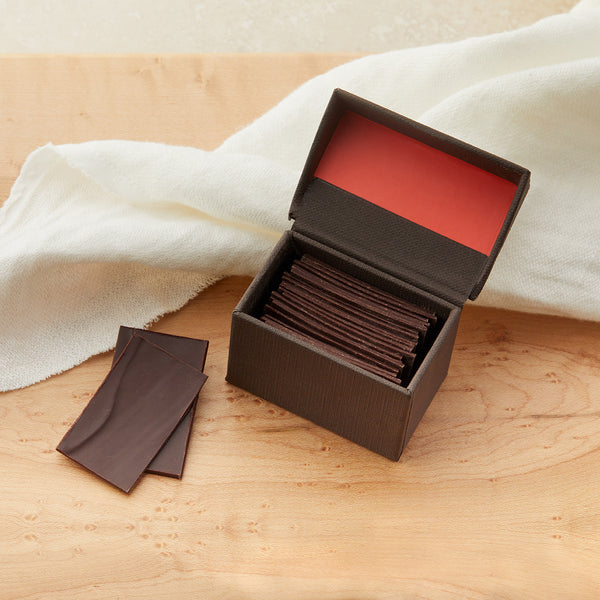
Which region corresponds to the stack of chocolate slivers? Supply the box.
[261,254,436,385]
[57,327,209,493]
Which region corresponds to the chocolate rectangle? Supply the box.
[58,334,208,493]
[112,327,209,478]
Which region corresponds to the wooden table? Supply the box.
[2,54,600,600]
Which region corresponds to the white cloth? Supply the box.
[1,1,599,392]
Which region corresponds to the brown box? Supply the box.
[226,89,530,460]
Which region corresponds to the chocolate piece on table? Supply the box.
[57,334,208,493]
[112,327,209,478]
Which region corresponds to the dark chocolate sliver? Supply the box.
[288,264,430,334]
[264,303,403,375]
[280,274,421,343]
[269,294,416,383]
[261,253,438,386]
[269,291,409,364]
[58,335,208,493]
[279,273,419,345]
[299,254,437,323]
[277,283,418,354]
[262,315,402,383]
[112,327,209,479]
[293,262,435,349]
[298,256,435,327]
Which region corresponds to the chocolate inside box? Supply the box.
[245,235,451,388]
[227,89,530,459]
[229,231,462,459]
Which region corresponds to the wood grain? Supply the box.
[0,53,360,203]
[1,54,600,600]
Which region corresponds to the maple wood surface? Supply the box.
[1,54,599,600]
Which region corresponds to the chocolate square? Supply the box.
[58,335,207,492]
[112,327,209,478]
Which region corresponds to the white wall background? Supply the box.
[0,0,577,53]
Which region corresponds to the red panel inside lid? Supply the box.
[314,111,517,256]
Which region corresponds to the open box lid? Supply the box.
[289,89,530,306]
